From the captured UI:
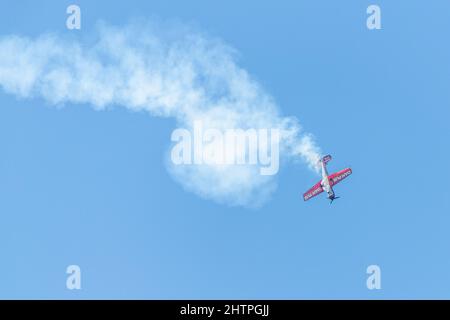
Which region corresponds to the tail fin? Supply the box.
[322,154,332,164]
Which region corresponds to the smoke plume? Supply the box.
[0,21,321,206]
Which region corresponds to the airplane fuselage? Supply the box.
[320,159,335,200]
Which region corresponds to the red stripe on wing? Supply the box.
[329,168,352,187]
[303,181,324,201]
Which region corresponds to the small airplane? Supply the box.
[303,155,352,203]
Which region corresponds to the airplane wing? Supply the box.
[329,168,352,187]
[303,181,324,201]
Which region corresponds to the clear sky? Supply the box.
[1,0,449,299]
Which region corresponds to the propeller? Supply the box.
[330,196,340,204]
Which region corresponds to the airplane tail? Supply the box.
[322,154,332,164]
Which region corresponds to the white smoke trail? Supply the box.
[0,21,321,207]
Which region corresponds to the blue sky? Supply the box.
[1,0,450,299]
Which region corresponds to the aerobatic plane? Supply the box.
[303,155,352,203]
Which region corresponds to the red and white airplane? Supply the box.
[303,155,352,203]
